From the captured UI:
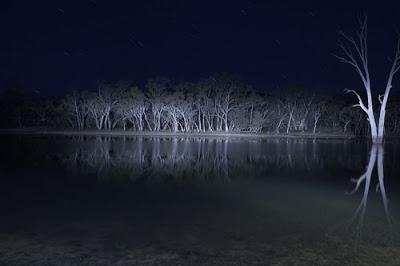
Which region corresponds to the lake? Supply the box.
[0,135,399,265]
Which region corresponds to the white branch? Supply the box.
[345,89,368,113]
[347,174,367,195]
[336,15,371,98]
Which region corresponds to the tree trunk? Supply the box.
[286,113,293,134]
[377,82,394,142]
[313,118,318,134]
[367,110,379,142]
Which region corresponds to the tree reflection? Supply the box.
[347,144,392,238]
[56,137,365,186]
[60,137,233,186]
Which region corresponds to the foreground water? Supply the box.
[0,135,399,265]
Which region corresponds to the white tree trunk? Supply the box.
[336,16,400,143]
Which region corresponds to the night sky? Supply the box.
[1,0,399,96]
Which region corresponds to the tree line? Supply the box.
[1,75,400,136]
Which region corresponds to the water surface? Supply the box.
[0,135,399,265]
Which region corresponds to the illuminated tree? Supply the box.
[87,82,121,130]
[145,77,169,131]
[116,87,146,131]
[310,100,325,134]
[61,91,89,130]
[336,15,400,142]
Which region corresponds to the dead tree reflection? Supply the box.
[347,144,392,239]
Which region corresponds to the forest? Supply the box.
[1,75,400,137]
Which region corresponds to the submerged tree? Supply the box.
[336,15,400,143]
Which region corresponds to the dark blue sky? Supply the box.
[1,0,399,95]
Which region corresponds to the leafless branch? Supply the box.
[347,174,367,195]
[344,89,368,113]
[378,94,384,104]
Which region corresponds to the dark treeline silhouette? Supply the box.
[1,74,400,136]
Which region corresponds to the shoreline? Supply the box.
[0,128,356,139]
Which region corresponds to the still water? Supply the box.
[0,135,399,265]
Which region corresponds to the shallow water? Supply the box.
[0,135,399,265]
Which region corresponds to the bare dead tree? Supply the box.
[335,15,400,142]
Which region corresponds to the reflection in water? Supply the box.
[57,136,397,243]
[348,144,392,238]
[62,137,233,185]
[57,136,365,186]
[0,136,399,265]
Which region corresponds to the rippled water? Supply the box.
[0,135,399,265]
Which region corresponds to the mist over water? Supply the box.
[0,136,399,265]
